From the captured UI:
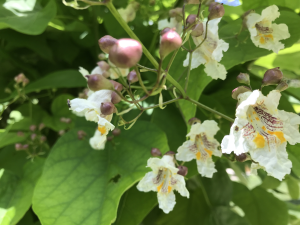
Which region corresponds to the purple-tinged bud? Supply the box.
[22,78,29,86]
[98,35,117,54]
[15,143,23,151]
[14,73,25,83]
[276,80,289,92]
[191,23,204,37]
[111,92,122,104]
[161,27,172,36]
[127,70,139,83]
[30,125,36,132]
[109,80,123,92]
[107,136,114,141]
[262,67,283,86]
[98,53,107,60]
[58,130,65,136]
[169,8,182,21]
[186,14,197,28]
[151,148,162,157]
[112,128,121,136]
[109,39,143,68]
[185,0,200,4]
[86,74,113,92]
[188,117,201,125]
[232,86,251,100]
[235,153,249,162]
[164,151,176,156]
[100,102,116,115]
[22,144,29,150]
[31,133,37,141]
[39,123,45,131]
[40,135,47,142]
[60,117,71,123]
[97,61,110,71]
[160,29,182,59]
[77,130,86,140]
[237,73,250,86]
[177,165,188,176]
[208,2,225,20]
[17,131,24,137]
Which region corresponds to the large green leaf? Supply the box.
[232,182,288,225]
[0,158,45,225]
[0,0,56,35]
[32,121,169,225]
[286,175,300,200]
[242,0,300,11]
[0,131,28,149]
[207,206,250,225]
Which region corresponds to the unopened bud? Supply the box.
[77,130,86,140]
[22,78,29,86]
[177,165,188,176]
[191,23,204,37]
[276,80,289,92]
[169,8,182,21]
[58,130,65,136]
[164,151,176,156]
[30,125,36,132]
[97,61,110,71]
[17,131,24,137]
[262,67,283,86]
[112,128,121,136]
[22,144,29,150]
[31,133,37,141]
[14,73,26,83]
[15,143,23,151]
[208,2,225,20]
[160,29,182,59]
[232,86,251,100]
[86,74,113,92]
[98,53,107,60]
[40,135,47,142]
[127,70,138,83]
[186,14,197,28]
[235,153,249,162]
[107,136,114,141]
[98,35,117,54]
[109,80,123,92]
[161,27,172,36]
[237,73,250,86]
[39,123,45,131]
[188,117,201,125]
[100,102,116,115]
[185,0,200,4]
[111,92,122,104]
[151,148,162,157]
[109,38,143,68]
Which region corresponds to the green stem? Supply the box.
[137,64,157,72]
[106,2,187,98]
[192,20,209,52]
[186,97,234,123]
[143,97,182,110]
[185,51,193,91]
[135,66,149,95]
[198,177,212,209]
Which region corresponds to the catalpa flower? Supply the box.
[176,120,222,178]
[221,89,300,180]
[183,18,229,80]
[137,154,189,213]
[246,5,290,53]
[89,129,107,150]
[108,60,129,79]
[158,17,183,35]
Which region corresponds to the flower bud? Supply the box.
[86,74,113,92]
[17,131,24,137]
[100,102,116,115]
[177,165,188,176]
[232,86,251,100]
[107,136,114,141]
[164,151,176,156]
[151,148,162,157]
[109,38,143,68]
[208,2,225,20]
[237,73,250,86]
[111,92,122,104]
[235,153,248,162]
[77,130,86,140]
[14,73,26,83]
[109,80,123,92]
[40,135,47,142]
[262,67,283,86]
[22,78,29,86]
[98,35,117,54]
[30,125,36,132]
[39,123,45,131]
[98,53,107,60]
[22,144,29,150]
[112,128,121,136]
[186,14,197,28]
[160,29,182,59]
[191,23,204,37]
[276,80,289,92]
[31,133,37,141]
[188,117,201,125]
[97,61,110,71]
[15,143,23,151]
[58,130,65,136]
[127,70,138,83]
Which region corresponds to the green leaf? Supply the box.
[51,94,74,117]
[242,0,300,11]
[286,175,300,200]
[208,206,250,225]
[0,158,45,225]
[32,121,169,225]
[288,145,300,178]
[260,176,281,189]
[0,0,57,35]
[232,182,288,225]
[0,131,28,149]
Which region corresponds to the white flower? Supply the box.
[118,2,139,23]
[183,18,229,80]
[89,129,107,150]
[246,5,290,53]
[158,17,183,35]
[108,60,129,79]
[137,155,189,213]
[221,90,300,180]
[176,120,222,178]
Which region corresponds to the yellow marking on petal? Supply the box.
[157,182,163,192]
[268,131,286,143]
[262,126,266,131]
[163,175,166,178]
[265,34,274,40]
[253,111,256,114]
[255,117,259,121]
[204,148,213,157]
[196,152,201,160]
[259,36,265,44]
[98,126,106,135]
[168,186,172,193]
[253,133,265,148]
[248,114,251,118]
[251,119,253,122]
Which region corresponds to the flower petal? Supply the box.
[204,60,227,80]
[157,191,176,214]
[176,140,196,162]
[89,130,107,150]
[137,172,157,192]
[261,5,280,22]
[279,110,300,145]
[70,98,96,117]
[172,174,189,198]
[196,157,217,178]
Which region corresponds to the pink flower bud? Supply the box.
[17,131,24,137]
[237,73,250,86]
[109,39,143,68]
[112,128,121,136]
[177,165,188,176]
[232,86,251,100]
[188,117,201,125]
[58,130,65,136]
[161,27,172,36]
[22,144,29,150]
[160,29,182,59]
[109,80,123,92]
[107,136,114,141]
[208,2,225,20]
[15,143,23,151]
[186,14,197,28]
[127,70,138,83]
[262,67,283,86]
[31,133,37,141]
[22,78,29,86]
[100,102,116,115]
[30,125,36,132]
[98,35,117,54]
[151,148,162,157]
[86,74,113,92]
[77,130,86,140]
[39,123,45,131]
[14,73,25,83]
[40,135,47,142]
[97,61,110,71]
[111,92,122,104]
[191,23,204,37]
